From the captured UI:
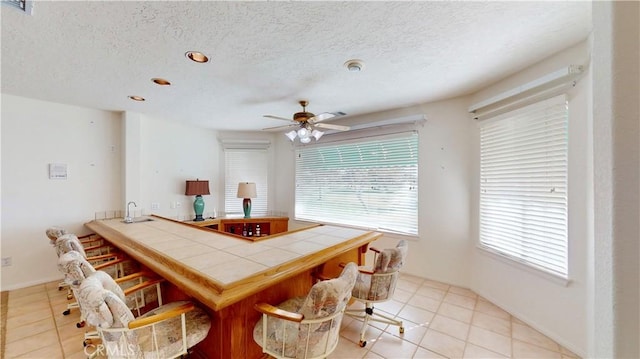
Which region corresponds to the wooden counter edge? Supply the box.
[85,219,381,312]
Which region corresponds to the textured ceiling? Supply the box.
[1,1,591,131]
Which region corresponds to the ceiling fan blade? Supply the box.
[315,123,350,131]
[262,124,299,132]
[309,112,336,123]
[263,115,292,122]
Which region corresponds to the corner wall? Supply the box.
[468,41,591,355]
[1,94,122,290]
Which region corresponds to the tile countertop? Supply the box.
[85,215,381,310]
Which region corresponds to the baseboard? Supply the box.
[0,275,64,292]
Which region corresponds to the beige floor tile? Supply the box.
[443,292,477,310]
[467,325,512,357]
[6,299,50,319]
[463,343,508,358]
[49,293,74,306]
[415,286,446,301]
[475,299,511,320]
[3,274,577,359]
[57,319,92,341]
[421,279,450,291]
[420,329,466,358]
[393,288,414,303]
[369,332,418,359]
[60,331,88,356]
[65,349,96,359]
[328,338,368,358]
[513,339,562,358]
[362,352,384,359]
[8,344,64,359]
[388,319,427,345]
[4,329,60,358]
[471,310,511,337]
[437,302,474,323]
[408,293,442,312]
[45,280,65,290]
[512,322,560,352]
[396,278,421,293]
[413,347,446,358]
[397,304,435,326]
[53,308,83,327]
[6,306,53,329]
[429,314,470,341]
[341,317,385,345]
[7,284,46,299]
[375,298,405,316]
[7,292,49,310]
[5,317,56,344]
[400,273,426,285]
[448,286,478,299]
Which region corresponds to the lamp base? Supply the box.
[242,198,252,218]
[193,195,205,221]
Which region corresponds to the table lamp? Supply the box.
[237,182,257,218]
[185,179,210,221]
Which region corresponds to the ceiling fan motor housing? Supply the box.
[293,111,314,122]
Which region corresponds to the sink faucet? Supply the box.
[125,201,137,223]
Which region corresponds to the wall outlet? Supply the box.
[1,257,12,267]
[151,202,160,210]
[170,202,176,209]
[175,202,182,208]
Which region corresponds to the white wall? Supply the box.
[137,114,220,220]
[468,42,591,355]
[1,94,122,290]
[591,2,640,358]
[273,98,475,288]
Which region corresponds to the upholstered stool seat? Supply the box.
[253,262,358,359]
[80,272,211,359]
[346,240,409,347]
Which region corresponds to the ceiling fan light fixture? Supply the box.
[311,129,324,140]
[285,130,297,141]
[297,127,309,138]
[300,136,311,144]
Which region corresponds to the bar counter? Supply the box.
[85,215,382,358]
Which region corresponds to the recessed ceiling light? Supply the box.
[344,59,364,72]
[128,95,145,102]
[185,51,209,63]
[151,78,171,86]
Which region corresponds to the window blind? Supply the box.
[224,149,268,216]
[479,95,568,278]
[295,132,418,235]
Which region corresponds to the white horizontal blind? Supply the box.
[295,132,418,235]
[479,95,568,277]
[224,149,268,216]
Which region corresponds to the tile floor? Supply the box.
[2,274,581,359]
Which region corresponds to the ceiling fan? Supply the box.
[263,100,349,143]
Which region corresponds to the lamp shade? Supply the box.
[185,180,210,196]
[237,182,257,198]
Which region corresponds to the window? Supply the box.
[224,148,268,216]
[295,131,418,236]
[479,95,568,278]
